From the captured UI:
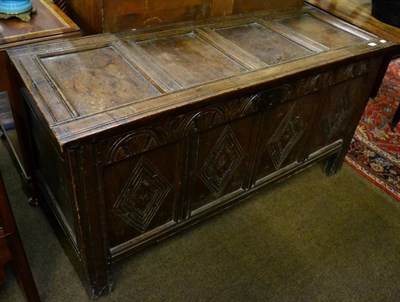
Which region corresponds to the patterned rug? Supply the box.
[345,58,400,201]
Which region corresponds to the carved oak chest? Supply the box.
[7,5,399,298]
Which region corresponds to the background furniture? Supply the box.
[0,0,80,184]
[52,0,66,12]
[0,169,40,302]
[64,0,304,33]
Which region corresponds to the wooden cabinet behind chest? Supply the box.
[66,0,304,33]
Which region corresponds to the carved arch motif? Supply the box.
[240,85,294,114]
[107,129,166,164]
[181,107,225,136]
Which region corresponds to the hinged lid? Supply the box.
[7,7,398,149]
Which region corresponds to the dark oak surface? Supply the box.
[7,5,399,298]
[8,9,396,147]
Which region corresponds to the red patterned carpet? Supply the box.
[345,59,400,201]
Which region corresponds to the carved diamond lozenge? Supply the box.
[323,93,350,141]
[199,126,245,196]
[113,157,171,232]
[267,105,304,170]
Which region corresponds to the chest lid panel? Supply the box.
[7,8,396,148]
[40,46,161,117]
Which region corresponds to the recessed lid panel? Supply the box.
[136,33,247,88]
[276,14,366,49]
[40,46,161,116]
[7,8,393,147]
[216,23,314,65]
